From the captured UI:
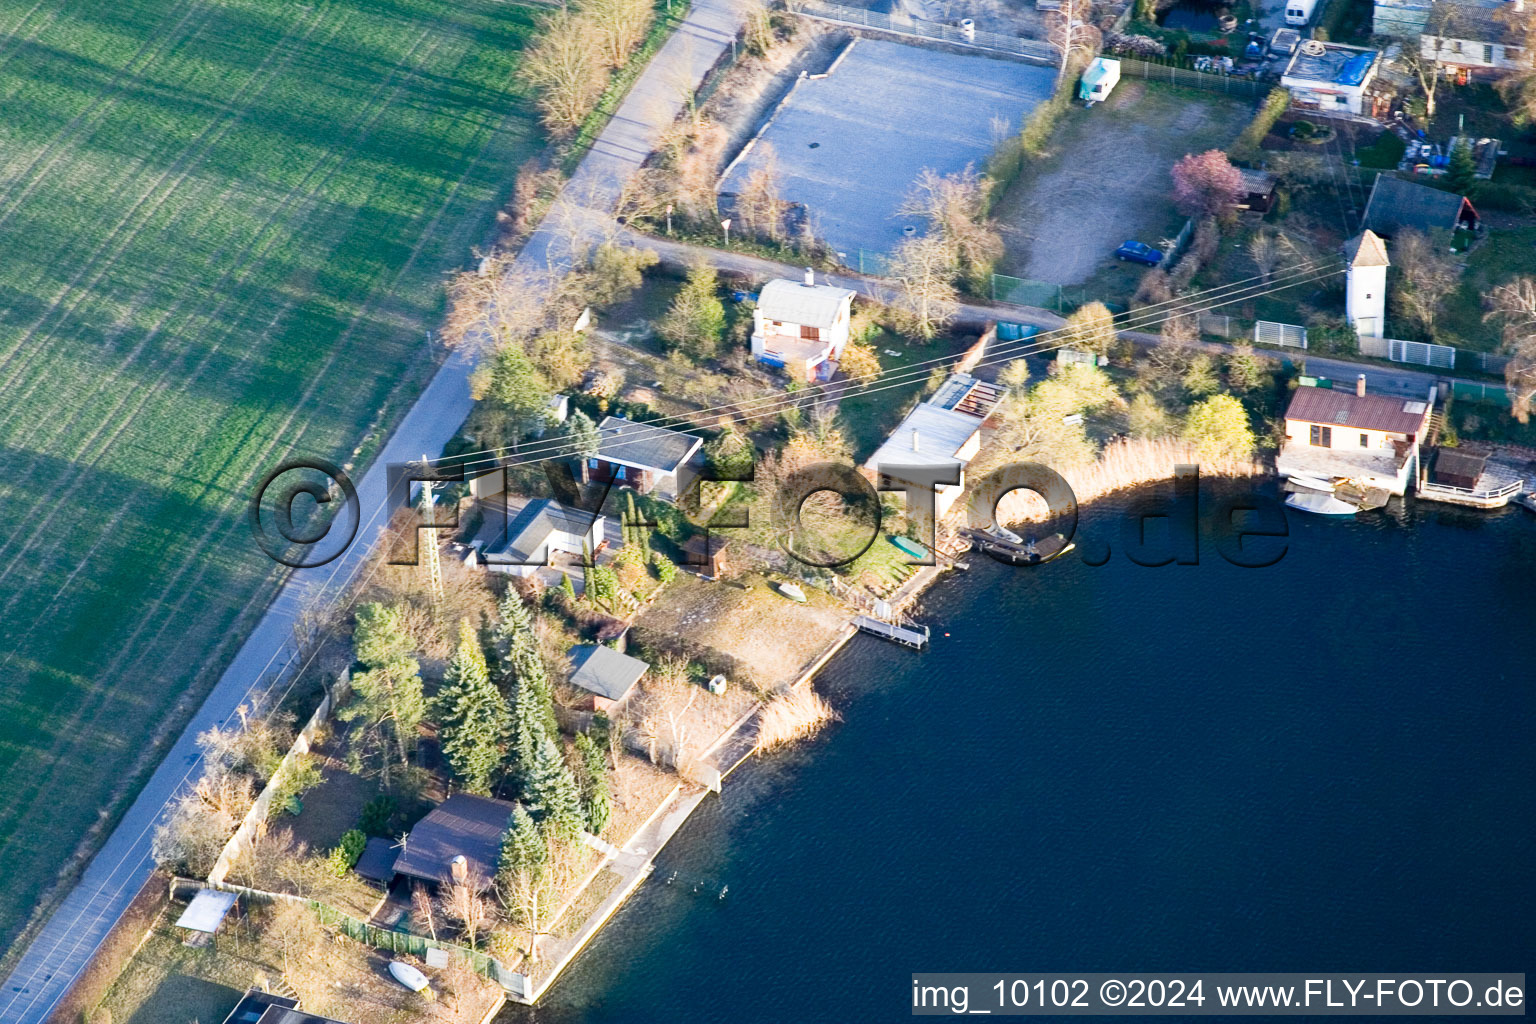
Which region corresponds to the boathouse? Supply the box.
[1276,376,1435,495]
[863,373,1003,518]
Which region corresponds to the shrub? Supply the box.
[328,829,367,876]
[651,551,677,584]
[1019,74,1078,158]
[1471,181,1536,213]
[269,753,323,815]
[358,795,397,837]
[1229,89,1291,165]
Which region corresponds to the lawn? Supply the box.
[991,79,1254,295]
[0,0,542,956]
[836,330,955,462]
[1437,224,1536,353]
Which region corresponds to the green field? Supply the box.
[0,0,540,952]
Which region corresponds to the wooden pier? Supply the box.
[853,616,930,649]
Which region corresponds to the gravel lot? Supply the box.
[992,80,1254,287]
[720,38,1054,257]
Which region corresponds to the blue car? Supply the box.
[1114,240,1164,266]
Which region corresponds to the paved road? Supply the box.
[0,1,749,1019]
[628,231,1493,397]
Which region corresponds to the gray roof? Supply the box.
[568,645,649,702]
[392,793,516,888]
[595,416,702,474]
[221,991,346,1024]
[176,890,237,933]
[353,836,398,883]
[865,402,985,475]
[483,499,600,565]
[1363,174,1470,236]
[756,278,854,328]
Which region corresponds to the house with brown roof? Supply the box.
[1277,376,1436,494]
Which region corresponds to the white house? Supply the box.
[479,499,604,576]
[1344,230,1389,340]
[1281,40,1381,115]
[862,373,1003,518]
[1276,377,1436,494]
[1375,0,1532,76]
[751,269,856,382]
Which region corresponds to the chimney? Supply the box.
[803,266,815,287]
[912,429,921,451]
[1356,374,1367,398]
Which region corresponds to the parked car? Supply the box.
[1114,240,1163,266]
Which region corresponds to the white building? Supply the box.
[751,270,856,383]
[1281,40,1381,115]
[862,373,1003,519]
[1375,0,1532,77]
[1345,230,1389,340]
[1276,377,1435,494]
[479,499,605,577]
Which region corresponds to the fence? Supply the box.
[1111,55,1270,99]
[1358,335,1511,375]
[1198,313,1242,339]
[1390,338,1456,369]
[794,0,1056,61]
[206,671,352,886]
[1254,320,1307,349]
[208,878,529,998]
[992,273,1062,309]
[1451,380,1514,406]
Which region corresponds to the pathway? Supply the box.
[0,1,751,1019]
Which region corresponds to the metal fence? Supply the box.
[1254,320,1308,349]
[795,0,1056,61]
[1112,55,1270,98]
[992,273,1062,309]
[1465,350,1511,375]
[1389,338,1457,369]
[1198,313,1241,339]
[1451,380,1514,406]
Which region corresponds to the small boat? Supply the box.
[389,961,430,992]
[1515,492,1536,515]
[889,535,928,559]
[1285,491,1358,516]
[1285,473,1337,492]
[775,581,807,603]
[988,524,1024,544]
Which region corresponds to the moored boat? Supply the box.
[1285,491,1358,516]
[889,535,928,559]
[1284,473,1337,492]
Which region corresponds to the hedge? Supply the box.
[1228,88,1292,165]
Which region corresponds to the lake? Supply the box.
[501,488,1536,1022]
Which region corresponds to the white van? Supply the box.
[1285,0,1319,25]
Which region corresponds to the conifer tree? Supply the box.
[496,590,560,776]
[339,603,425,786]
[574,731,613,835]
[497,804,547,890]
[525,737,586,841]
[435,620,509,794]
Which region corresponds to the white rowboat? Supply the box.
[1285,492,1358,516]
[1285,473,1337,492]
[389,961,430,992]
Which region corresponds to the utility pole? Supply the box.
[420,454,444,610]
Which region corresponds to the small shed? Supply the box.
[353,837,399,886]
[1079,57,1120,104]
[568,644,649,713]
[1432,448,1487,490]
[681,533,731,579]
[1235,168,1278,213]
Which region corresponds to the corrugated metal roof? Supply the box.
[1285,384,1432,434]
[175,890,237,933]
[756,278,854,329]
[864,403,983,475]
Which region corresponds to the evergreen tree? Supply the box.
[352,602,414,670]
[524,737,587,841]
[568,408,601,483]
[1445,139,1477,197]
[574,731,613,835]
[340,603,425,785]
[560,571,577,601]
[435,620,509,794]
[496,590,560,776]
[497,804,547,892]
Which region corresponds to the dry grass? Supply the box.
[754,687,839,752]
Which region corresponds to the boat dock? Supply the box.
[853,615,930,649]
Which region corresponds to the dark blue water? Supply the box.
[504,492,1536,1023]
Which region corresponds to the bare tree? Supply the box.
[1391,228,1461,337]
[1045,0,1102,85]
[735,143,787,243]
[637,655,699,770]
[898,165,1004,289]
[887,235,960,339]
[1247,229,1277,284]
[1485,277,1536,422]
[1495,2,1536,126]
[583,0,655,68]
[519,10,608,136]
[412,885,438,941]
[441,880,492,950]
[1398,1,1463,118]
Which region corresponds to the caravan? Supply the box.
[1078,57,1121,106]
[1285,0,1319,26]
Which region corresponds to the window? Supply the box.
[1310,424,1332,447]
[800,324,821,341]
[1483,43,1494,64]
[1360,433,1369,447]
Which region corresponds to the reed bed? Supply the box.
[755,688,841,752]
